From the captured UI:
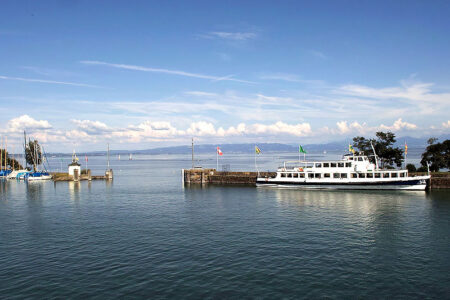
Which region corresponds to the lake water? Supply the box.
[0,153,449,298]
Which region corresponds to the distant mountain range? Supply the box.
[57,134,449,156]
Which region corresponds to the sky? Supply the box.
[1,0,450,152]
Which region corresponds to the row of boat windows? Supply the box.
[315,162,352,168]
[280,172,408,179]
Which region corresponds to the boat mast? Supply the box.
[5,136,7,171]
[370,141,379,170]
[1,136,3,171]
[24,131,27,170]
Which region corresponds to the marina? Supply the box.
[1,154,449,299]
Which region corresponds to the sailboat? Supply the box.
[129,153,132,160]
[23,133,51,181]
[118,154,121,160]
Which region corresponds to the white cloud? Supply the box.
[0,75,100,88]
[379,118,417,131]
[335,121,366,134]
[250,121,312,137]
[442,120,450,129]
[71,119,110,134]
[80,60,257,84]
[6,115,52,133]
[331,118,417,136]
[186,122,217,136]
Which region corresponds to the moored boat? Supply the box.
[257,154,430,190]
[0,169,12,178]
[7,169,31,180]
[26,171,52,181]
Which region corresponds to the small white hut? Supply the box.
[68,150,81,176]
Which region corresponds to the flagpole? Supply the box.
[216,146,218,170]
[254,145,256,172]
[404,140,407,169]
[298,145,300,165]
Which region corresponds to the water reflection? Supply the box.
[68,181,81,203]
[269,188,426,213]
[0,179,7,200]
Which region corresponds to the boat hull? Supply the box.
[27,175,52,181]
[256,177,429,190]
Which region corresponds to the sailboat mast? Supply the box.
[5,136,7,170]
[1,136,3,171]
[24,131,27,170]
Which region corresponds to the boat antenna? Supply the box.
[370,141,379,170]
[107,143,110,170]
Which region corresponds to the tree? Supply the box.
[25,140,42,171]
[420,138,450,172]
[0,149,24,170]
[352,131,404,168]
[406,163,416,172]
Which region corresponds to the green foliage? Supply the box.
[25,140,42,171]
[420,138,450,172]
[416,166,428,172]
[0,149,24,170]
[406,163,416,172]
[352,131,404,168]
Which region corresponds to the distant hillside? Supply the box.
[135,143,298,154]
[48,134,449,156]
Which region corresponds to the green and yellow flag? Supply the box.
[255,146,261,154]
[348,144,356,154]
[299,145,307,154]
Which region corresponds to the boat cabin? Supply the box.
[274,155,408,180]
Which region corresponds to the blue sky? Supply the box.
[1,0,450,152]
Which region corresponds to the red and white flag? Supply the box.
[217,147,223,156]
[85,155,88,162]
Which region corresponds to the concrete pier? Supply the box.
[51,169,110,182]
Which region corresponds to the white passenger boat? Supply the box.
[257,154,430,190]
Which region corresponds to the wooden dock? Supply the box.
[182,169,450,189]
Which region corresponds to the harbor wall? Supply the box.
[183,169,276,185]
[182,169,450,189]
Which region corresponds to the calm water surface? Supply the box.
[0,154,449,299]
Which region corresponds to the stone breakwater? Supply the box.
[182,169,450,189]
